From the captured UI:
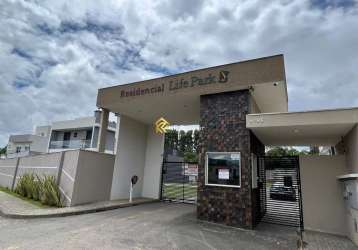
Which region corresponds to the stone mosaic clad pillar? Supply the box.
[197,90,255,228]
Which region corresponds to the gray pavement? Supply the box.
[304,230,358,250]
[0,202,356,250]
[0,191,155,218]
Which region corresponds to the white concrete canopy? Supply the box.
[246,107,358,146]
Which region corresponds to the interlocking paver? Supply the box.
[304,230,358,250]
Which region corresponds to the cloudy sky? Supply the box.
[0,0,357,147]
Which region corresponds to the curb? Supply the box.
[0,199,159,219]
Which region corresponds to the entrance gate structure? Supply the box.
[160,161,198,204]
[96,55,293,230]
[257,156,304,231]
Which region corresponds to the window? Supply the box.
[86,130,92,140]
[205,152,241,188]
[25,146,30,151]
[73,132,78,138]
[16,146,21,153]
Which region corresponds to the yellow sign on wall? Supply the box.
[155,117,170,134]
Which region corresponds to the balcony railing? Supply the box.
[6,150,30,158]
[49,139,92,149]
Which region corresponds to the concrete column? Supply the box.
[110,115,147,200]
[142,126,164,199]
[114,113,120,154]
[56,151,66,185]
[11,157,20,191]
[97,108,109,153]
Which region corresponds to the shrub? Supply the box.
[15,174,63,207]
[15,173,36,198]
[40,175,62,207]
[32,175,42,201]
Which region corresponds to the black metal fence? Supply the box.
[258,156,304,230]
[160,161,198,204]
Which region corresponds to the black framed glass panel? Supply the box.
[205,152,241,187]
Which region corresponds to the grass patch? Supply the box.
[162,183,197,199]
[0,186,50,208]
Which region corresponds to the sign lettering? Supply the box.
[120,70,230,98]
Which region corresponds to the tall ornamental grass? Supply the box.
[15,173,63,207]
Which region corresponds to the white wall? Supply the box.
[300,155,346,235]
[30,135,50,153]
[110,115,164,200]
[34,125,51,137]
[110,116,148,199]
[105,130,115,152]
[345,125,358,173]
[342,125,358,245]
[142,127,164,199]
[15,152,62,187]
[346,203,358,246]
[71,150,114,205]
[0,158,18,189]
[58,150,79,206]
[51,117,95,130]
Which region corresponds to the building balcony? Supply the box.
[6,149,32,158]
[49,139,92,150]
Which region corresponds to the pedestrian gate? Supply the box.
[160,161,198,204]
[257,156,304,230]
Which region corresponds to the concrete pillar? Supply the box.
[97,108,109,153]
[197,90,260,229]
[114,113,120,154]
[110,115,147,199]
[110,115,164,200]
[142,126,164,199]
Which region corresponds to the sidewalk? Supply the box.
[0,191,157,219]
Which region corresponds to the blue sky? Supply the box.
[0,0,358,147]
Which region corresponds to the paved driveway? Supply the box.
[0,202,356,250]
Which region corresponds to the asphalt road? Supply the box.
[0,202,298,250]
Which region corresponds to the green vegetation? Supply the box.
[0,186,49,208]
[14,173,63,207]
[165,129,199,162]
[183,151,198,162]
[0,146,6,155]
[265,146,319,157]
[165,130,323,160]
[162,183,197,199]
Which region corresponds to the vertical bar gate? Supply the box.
[160,161,198,204]
[258,156,304,231]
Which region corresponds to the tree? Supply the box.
[178,130,187,153]
[184,130,194,153]
[309,146,320,155]
[266,146,309,157]
[0,146,6,155]
[193,130,200,153]
[164,129,178,152]
[164,128,200,161]
[183,151,198,162]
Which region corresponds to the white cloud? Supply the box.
[0,0,358,146]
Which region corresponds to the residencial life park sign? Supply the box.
[120,70,230,98]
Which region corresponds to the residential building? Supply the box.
[6,125,51,158]
[6,110,117,158]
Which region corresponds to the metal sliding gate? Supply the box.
[160,161,198,204]
[258,156,304,230]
